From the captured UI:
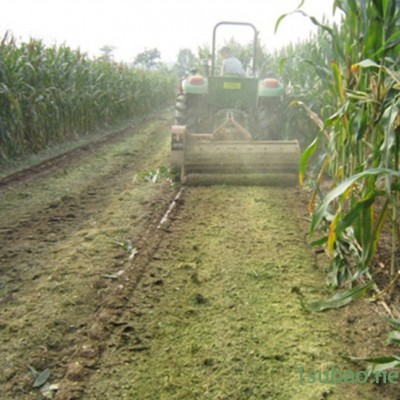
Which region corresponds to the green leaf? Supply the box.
[384,317,400,329]
[278,56,291,74]
[344,354,400,373]
[356,59,379,68]
[374,31,400,57]
[362,199,389,267]
[331,61,345,102]
[299,135,319,186]
[388,330,400,345]
[310,168,400,238]
[274,13,290,34]
[369,359,400,373]
[275,8,333,36]
[308,15,334,36]
[324,101,350,128]
[309,235,328,247]
[305,281,373,312]
[345,354,400,364]
[335,192,382,237]
[28,365,39,379]
[33,368,51,388]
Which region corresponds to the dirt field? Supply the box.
[0,113,398,400]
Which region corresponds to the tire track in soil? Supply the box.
[78,186,389,400]
[0,121,166,296]
[0,116,179,400]
[0,117,152,191]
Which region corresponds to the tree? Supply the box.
[99,45,116,61]
[175,48,196,77]
[133,48,161,69]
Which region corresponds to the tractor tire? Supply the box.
[256,100,283,140]
[174,93,187,125]
[174,93,208,133]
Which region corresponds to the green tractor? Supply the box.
[171,21,300,182]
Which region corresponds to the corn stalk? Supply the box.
[0,34,176,161]
[276,0,400,288]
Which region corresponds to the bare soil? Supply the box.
[0,113,398,400]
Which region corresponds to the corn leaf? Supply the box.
[356,59,379,68]
[275,9,333,36]
[299,134,320,186]
[331,61,346,103]
[335,193,380,237]
[344,354,400,364]
[344,355,400,372]
[310,168,400,238]
[305,281,373,312]
[327,213,341,257]
[384,317,400,329]
[369,359,400,373]
[387,330,400,345]
[309,235,328,247]
[361,199,389,267]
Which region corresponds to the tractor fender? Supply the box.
[182,76,208,94]
[258,79,285,98]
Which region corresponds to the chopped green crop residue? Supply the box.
[83,186,377,400]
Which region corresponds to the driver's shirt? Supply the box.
[221,57,245,76]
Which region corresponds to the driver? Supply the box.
[220,46,245,76]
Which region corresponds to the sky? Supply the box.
[0,0,338,63]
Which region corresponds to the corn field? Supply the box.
[0,34,176,161]
[275,0,400,299]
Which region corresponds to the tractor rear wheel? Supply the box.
[175,93,208,133]
[256,100,283,140]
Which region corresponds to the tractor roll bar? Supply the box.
[211,21,258,77]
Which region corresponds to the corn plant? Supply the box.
[0,34,176,161]
[276,0,400,293]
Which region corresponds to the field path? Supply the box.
[0,114,393,400]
